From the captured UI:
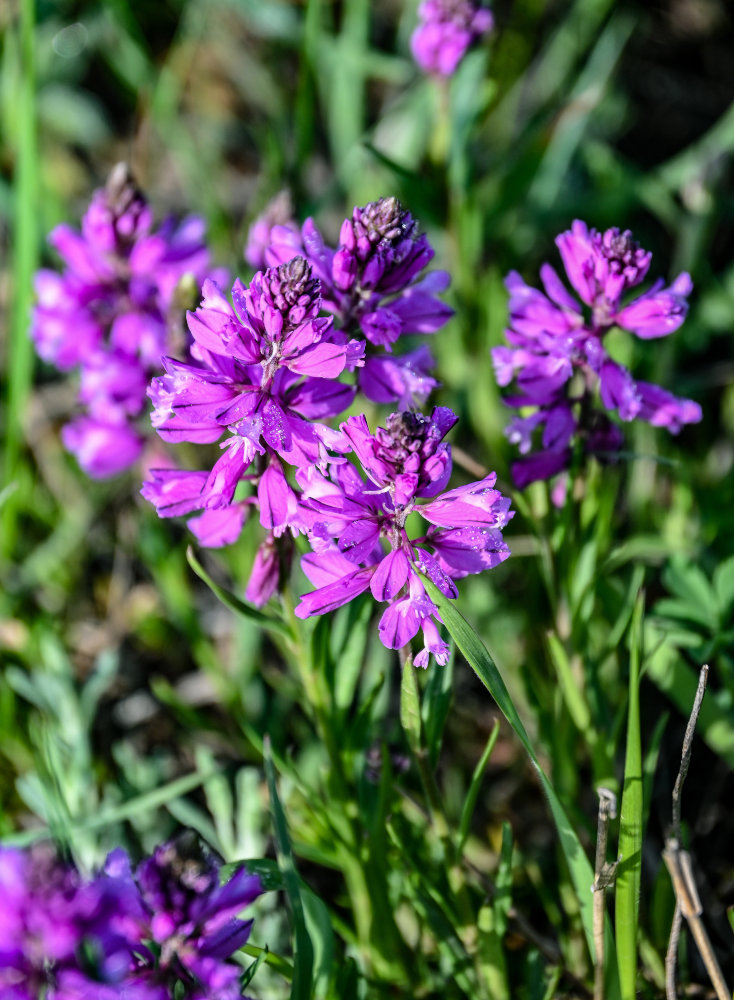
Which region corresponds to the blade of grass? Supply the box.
[1,768,218,847]
[186,546,294,640]
[421,576,619,997]
[2,0,38,560]
[457,719,500,855]
[615,591,644,999]
[264,736,314,1000]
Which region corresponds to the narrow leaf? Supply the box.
[264,737,314,1000]
[615,591,644,999]
[421,577,618,991]
[457,719,500,854]
[187,547,293,639]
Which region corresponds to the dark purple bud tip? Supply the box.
[104,162,149,238]
[596,227,650,278]
[354,197,418,247]
[265,256,320,316]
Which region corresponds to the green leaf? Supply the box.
[264,737,314,1000]
[241,942,294,982]
[421,577,618,992]
[302,887,335,998]
[186,547,293,639]
[457,719,500,854]
[713,555,734,617]
[544,633,592,736]
[494,821,514,938]
[661,559,717,630]
[615,591,644,999]
[241,945,270,988]
[645,630,734,770]
[423,646,454,768]
[400,657,423,756]
[1,768,218,847]
[221,857,285,891]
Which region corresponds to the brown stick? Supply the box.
[592,788,618,1000]
[664,665,731,1000]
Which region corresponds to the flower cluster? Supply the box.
[265,196,453,406]
[295,408,513,666]
[31,163,220,477]
[411,0,494,77]
[142,255,360,574]
[492,220,702,489]
[145,194,511,660]
[0,835,262,999]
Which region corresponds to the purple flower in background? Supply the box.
[114,834,262,999]
[143,257,359,551]
[0,836,263,1000]
[267,197,453,405]
[30,163,221,478]
[244,190,299,271]
[295,408,512,666]
[411,0,494,77]
[492,220,702,489]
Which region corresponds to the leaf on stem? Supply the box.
[264,737,315,1000]
[186,546,293,639]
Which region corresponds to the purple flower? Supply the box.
[144,258,358,545]
[492,221,702,489]
[30,163,220,478]
[295,408,512,666]
[411,0,494,77]
[0,837,263,1000]
[267,197,453,405]
[244,191,299,271]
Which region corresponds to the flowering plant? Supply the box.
[30,164,221,477]
[493,221,702,489]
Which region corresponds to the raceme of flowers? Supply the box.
[143,197,459,614]
[142,255,363,558]
[264,196,454,406]
[411,0,494,77]
[30,163,221,478]
[492,220,702,489]
[0,835,262,1000]
[295,408,513,666]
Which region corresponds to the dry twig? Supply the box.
[664,665,730,1000]
[592,787,618,1000]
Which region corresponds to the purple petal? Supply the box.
[295,566,374,618]
[370,548,412,601]
[188,505,246,547]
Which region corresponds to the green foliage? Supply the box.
[2,0,734,996]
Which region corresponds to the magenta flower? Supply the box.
[295,408,512,666]
[143,257,360,552]
[266,197,453,406]
[411,0,494,77]
[30,163,221,478]
[244,190,299,271]
[492,220,702,488]
[0,838,263,1000]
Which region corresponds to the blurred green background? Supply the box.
[1,1,734,996]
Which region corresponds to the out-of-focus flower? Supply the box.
[30,163,221,477]
[244,191,299,271]
[0,836,263,1000]
[411,0,494,77]
[295,408,512,666]
[492,220,702,489]
[266,197,452,405]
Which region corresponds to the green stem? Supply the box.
[400,648,491,998]
[2,0,38,561]
[280,592,408,981]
